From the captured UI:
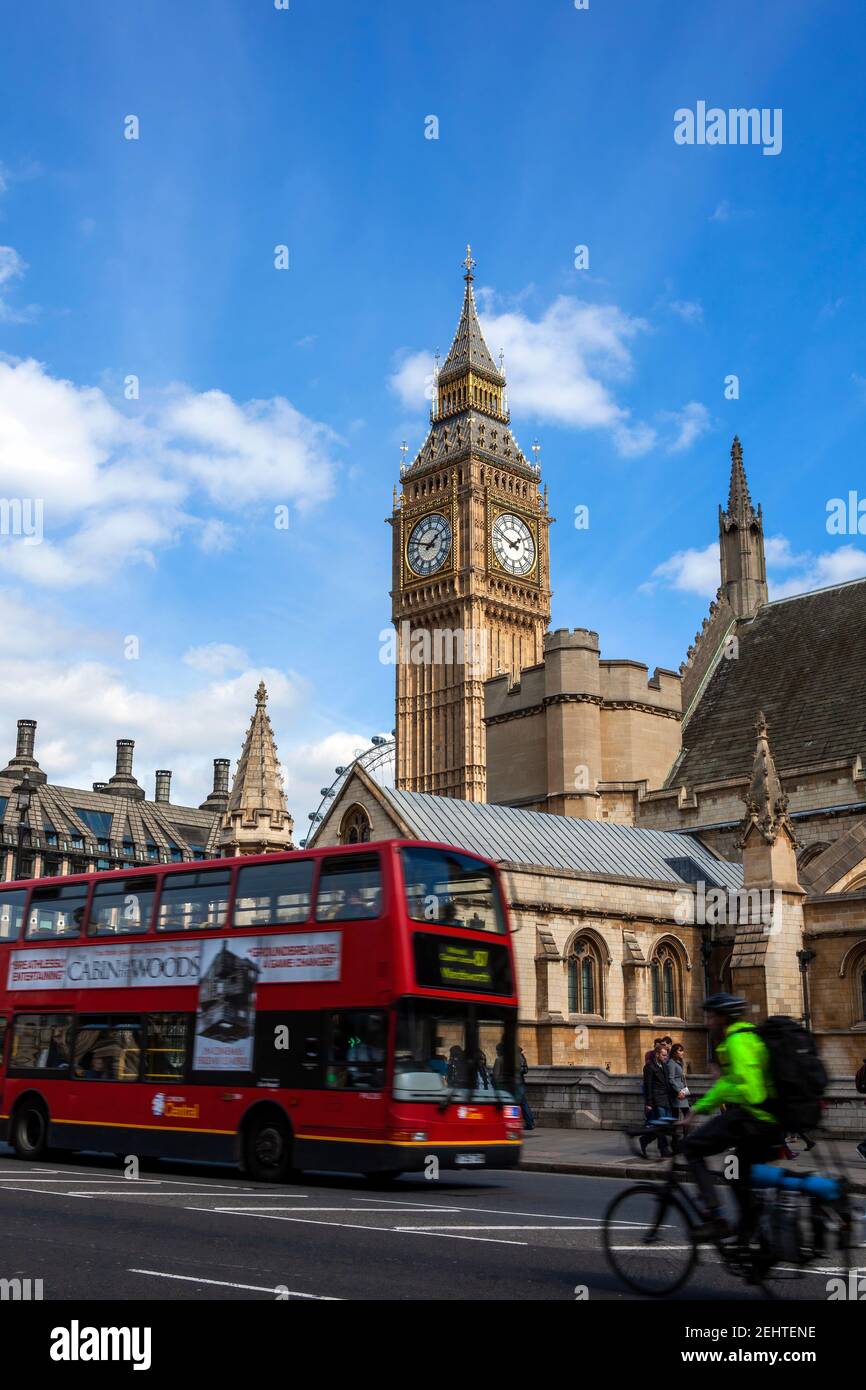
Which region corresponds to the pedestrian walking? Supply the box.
[517,1047,535,1131]
[639,1041,676,1157]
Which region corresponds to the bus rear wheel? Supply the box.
[243,1112,294,1183]
[12,1100,50,1161]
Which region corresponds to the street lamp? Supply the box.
[13,771,34,881]
[797,948,817,1031]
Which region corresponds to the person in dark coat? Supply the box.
[639,1042,676,1157]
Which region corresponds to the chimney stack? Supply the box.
[106,738,145,800]
[199,757,231,812]
[155,770,172,804]
[1,717,47,784]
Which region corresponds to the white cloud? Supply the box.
[0,358,339,587]
[669,299,703,324]
[0,589,382,829]
[390,295,656,455]
[642,542,720,597]
[164,389,338,508]
[0,588,311,806]
[769,544,866,598]
[389,351,435,410]
[0,246,30,322]
[660,401,711,453]
[183,643,250,677]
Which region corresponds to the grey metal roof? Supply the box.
[381,788,743,889]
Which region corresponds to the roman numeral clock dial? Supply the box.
[492,512,536,577]
[406,512,452,577]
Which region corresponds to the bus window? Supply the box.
[315,854,381,922]
[401,847,505,934]
[234,859,313,928]
[394,1000,517,1102]
[143,1014,190,1082]
[155,869,230,932]
[0,1016,6,1061]
[0,887,26,940]
[73,1016,142,1081]
[326,1010,386,1090]
[89,876,157,936]
[26,883,88,939]
[9,1014,74,1073]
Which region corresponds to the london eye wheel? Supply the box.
[301,735,396,848]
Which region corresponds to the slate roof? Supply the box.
[377,785,743,888]
[671,577,866,791]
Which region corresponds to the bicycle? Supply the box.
[602,1119,857,1298]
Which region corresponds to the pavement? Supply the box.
[519,1126,866,1191]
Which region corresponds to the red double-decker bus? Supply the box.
[0,840,522,1180]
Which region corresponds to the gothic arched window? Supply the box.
[340,805,371,845]
[650,942,683,1019]
[567,936,603,1016]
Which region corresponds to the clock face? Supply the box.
[492,512,536,576]
[406,512,452,576]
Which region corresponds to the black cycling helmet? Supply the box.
[702,993,746,1016]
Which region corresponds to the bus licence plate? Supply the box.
[455,1152,485,1166]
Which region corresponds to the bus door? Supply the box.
[317,1008,389,1139]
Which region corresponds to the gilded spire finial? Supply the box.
[463,243,476,281]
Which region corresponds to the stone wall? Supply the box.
[526,1066,865,1137]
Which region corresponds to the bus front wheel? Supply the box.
[12,1099,50,1161]
[243,1111,294,1183]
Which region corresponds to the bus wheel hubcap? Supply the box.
[257,1128,282,1167]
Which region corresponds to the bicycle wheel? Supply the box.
[603,1184,698,1296]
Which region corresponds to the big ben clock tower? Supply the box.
[390,247,552,801]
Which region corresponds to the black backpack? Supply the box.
[756,1016,828,1131]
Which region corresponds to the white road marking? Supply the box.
[394,1229,527,1246]
[397,1224,604,1232]
[353,1194,650,1224]
[129,1269,339,1299]
[195,1208,526,1245]
[187,1205,448,1213]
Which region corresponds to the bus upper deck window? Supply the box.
[26,884,88,939]
[156,869,231,932]
[315,855,382,922]
[0,888,27,941]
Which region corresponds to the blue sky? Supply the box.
[1,0,865,825]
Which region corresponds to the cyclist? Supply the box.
[680,994,784,1243]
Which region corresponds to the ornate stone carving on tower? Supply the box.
[390,247,552,800]
[219,682,294,855]
[730,711,805,1018]
[719,436,768,620]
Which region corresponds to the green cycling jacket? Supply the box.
[692,1021,776,1123]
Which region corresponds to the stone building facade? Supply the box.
[485,627,682,820]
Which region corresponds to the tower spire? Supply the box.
[219,682,294,855]
[718,436,768,620]
[727,436,756,519]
